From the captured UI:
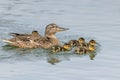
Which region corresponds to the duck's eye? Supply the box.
[53,24,57,27]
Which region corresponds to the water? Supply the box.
[0,0,120,80]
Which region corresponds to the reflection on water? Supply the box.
[1,44,99,65]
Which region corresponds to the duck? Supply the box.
[74,45,87,54]
[68,40,79,47]
[86,40,97,53]
[78,37,86,47]
[9,30,42,41]
[62,43,71,51]
[50,45,63,53]
[3,23,69,48]
[50,43,71,53]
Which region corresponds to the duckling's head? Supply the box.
[75,47,84,54]
[78,37,85,44]
[68,40,78,46]
[63,43,71,50]
[32,30,39,35]
[45,23,69,37]
[89,40,96,46]
[51,45,62,53]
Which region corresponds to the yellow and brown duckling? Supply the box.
[78,37,86,47]
[74,47,86,54]
[50,45,63,53]
[3,23,69,48]
[68,40,79,47]
[74,37,87,54]
[74,38,97,54]
[50,43,71,53]
[87,40,97,53]
[62,43,71,51]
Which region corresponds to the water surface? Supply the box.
[0,0,120,80]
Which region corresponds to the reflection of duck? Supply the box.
[50,43,71,53]
[3,23,69,48]
[47,57,60,65]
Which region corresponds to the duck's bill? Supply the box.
[57,27,69,32]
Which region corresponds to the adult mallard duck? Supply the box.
[2,23,69,48]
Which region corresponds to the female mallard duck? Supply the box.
[50,43,71,53]
[3,23,69,48]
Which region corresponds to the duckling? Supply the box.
[88,40,96,46]
[74,46,86,55]
[3,23,69,48]
[86,40,97,53]
[62,43,71,51]
[29,30,42,41]
[78,37,86,47]
[50,43,71,53]
[50,45,62,53]
[68,40,79,47]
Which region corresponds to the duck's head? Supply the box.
[89,40,96,46]
[78,37,85,44]
[45,23,69,37]
[63,43,71,50]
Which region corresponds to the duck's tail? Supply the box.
[1,39,15,44]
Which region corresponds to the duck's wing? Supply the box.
[9,33,31,37]
[9,33,32,41]
[10,31,43,41]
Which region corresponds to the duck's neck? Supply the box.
[45,33,60,46]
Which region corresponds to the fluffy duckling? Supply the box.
[62,43,71,51]
[68,40,79,47]
[74,43,87,55]
[50,43,71,53]
[78,37,86,47]
[87,40,97,53]
[50,45,62,53]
